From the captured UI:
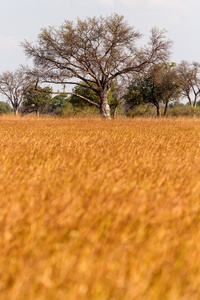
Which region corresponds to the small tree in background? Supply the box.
[177,61,200,107]
[150,63,180,115]
[125,63,180,116]
[0,70,31,115]
[22,86,53,116]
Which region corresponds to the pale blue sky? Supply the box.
[0,0,199,72]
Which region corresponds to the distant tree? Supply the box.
[0,101,13,114]
[22,85,53,116]
[138,75,163,116]
[125,63,180,116]
[0,70,32,115]
[150,63,180,115]
[177,61,200,107]
[22,14,172,119]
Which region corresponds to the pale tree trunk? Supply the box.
[13,104,19,116]
[193,95,198,107]
[100,91,111,119]
[187,95,192,107]
[113,106,117,119]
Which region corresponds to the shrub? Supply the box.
[0,101,13,114]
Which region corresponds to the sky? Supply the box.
[0,0,199,73]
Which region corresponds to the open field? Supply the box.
[1,116,200,299]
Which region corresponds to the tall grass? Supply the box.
[1,116,200,299]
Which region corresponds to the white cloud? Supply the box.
[149,0,185,9]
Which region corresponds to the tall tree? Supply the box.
[0,70,32,115]
[22,14,172,119]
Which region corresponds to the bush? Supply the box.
[127,104,156,117]
[126,103,200,118]
[167,105,200,117]
[55,102,75,117]
[0,101,13,114]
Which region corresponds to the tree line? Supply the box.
[0,14,199,118]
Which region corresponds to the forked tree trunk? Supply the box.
[193,95,198,107]
[187,95,193,107]
[155,103,161,117]
[100,91,111,119]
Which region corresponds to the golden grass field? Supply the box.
[1,116,200,300]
